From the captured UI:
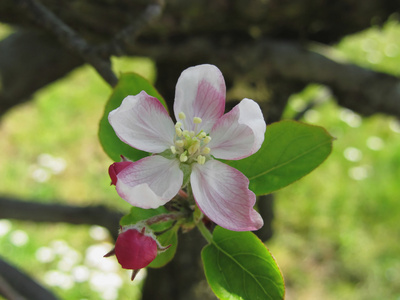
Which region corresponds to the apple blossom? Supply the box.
[108,64,266,231]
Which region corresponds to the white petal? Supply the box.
[209,99,266,160]
[191,160,263,231]
[173,64,226,132]
[109,91,175,153]
[115,156,183,208]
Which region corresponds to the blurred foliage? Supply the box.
[0,17,400,300]
[275,17,400,300]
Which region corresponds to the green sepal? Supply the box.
[159,148,176,160]
[148,227,178,269]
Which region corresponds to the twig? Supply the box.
[0,257,58,300]
[0,273,27,300]
[0,196,123,241]
[96,2,164,57]
[15,0,118,87]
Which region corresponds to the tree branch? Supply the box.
[0,273,27,300]
[129,37,400,118]
[15,0,118,87]
[0,30,83,116]
[96,2,164,57]
[0,257,58,300]
[0,196,123,241]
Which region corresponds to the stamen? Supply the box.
[180,152,188,162]
[175,140,184,148]
[188,141,200,155]
[182,130,190,139]
[178,112,186,120]
[202,147,211,154]
[175,128,182,137]
[172,115,213,165]
[204,136,211,144]
[193,117,202,124]
[197,155,206,165]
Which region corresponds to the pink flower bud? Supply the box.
[114,227,158,270]
[108,161,132,185]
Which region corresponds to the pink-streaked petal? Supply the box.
[109,161,132,185]
[115,156,183,209]
[174,64,226,132]
[109,91,175,153]
[209,98,266,160]
[191,160,263,231]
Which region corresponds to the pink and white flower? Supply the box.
[108,64,266,231]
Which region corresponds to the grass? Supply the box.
[1,17,400,300]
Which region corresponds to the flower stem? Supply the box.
[196,220,213,244]
[145,212,185,226]
[186,184,195,206]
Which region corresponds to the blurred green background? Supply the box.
[0,16,399,300]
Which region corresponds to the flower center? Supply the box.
[170,112,211,165]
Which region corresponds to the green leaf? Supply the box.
[228,120,333,195]
[98,72,167,162]
[202,226,285,300]
[148,228,178,269]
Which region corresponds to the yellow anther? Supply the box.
[198,131,206,139]
[175,140,184,148]
[175,122,182,129]
[189,131,195,137]
[170,146,176,154]
[193,117,202,124]
[188,142,200,155]
[178,112,186,120]
[202,147,211,154]
[197,155,206,165]
[175,127,182,137]
[204,136,212,144]
[180,152,188,162]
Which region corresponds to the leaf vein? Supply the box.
[211,243,274,299]
[249,139,331,181]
